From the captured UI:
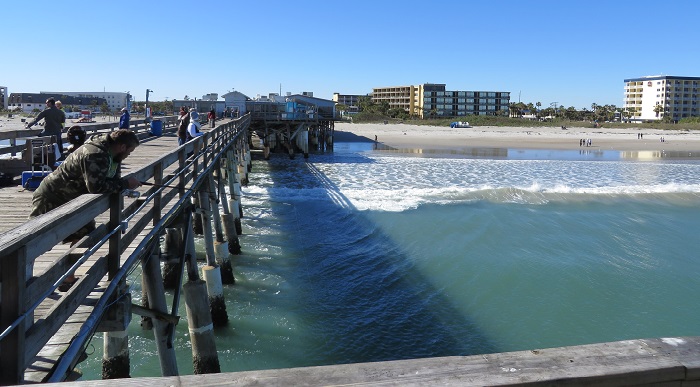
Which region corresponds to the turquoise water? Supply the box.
[78,143,700,379]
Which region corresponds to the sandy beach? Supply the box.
[334,122,700,153]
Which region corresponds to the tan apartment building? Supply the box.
[371,83,510,118]
[624,75,700,122]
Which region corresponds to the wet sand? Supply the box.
[334,122,700,153]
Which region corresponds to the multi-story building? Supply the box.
[370,83,510,118]
[623,75,700,122]
[0,86,7,110]
[40,91,130,112]
[332,92,365,113]
[8,93,108,113]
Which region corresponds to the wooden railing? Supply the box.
[0,116,179,158]
[0,114,251,385]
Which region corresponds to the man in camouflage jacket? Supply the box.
[30,129,142,232]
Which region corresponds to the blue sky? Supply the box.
[3,0,698,109]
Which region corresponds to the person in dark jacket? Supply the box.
[29,129,140,290]
[207,109,216,128]
[119,107,130,129]
[177,106,190,146]
[26,97,66,154]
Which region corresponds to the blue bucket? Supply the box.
[150,120,163,136]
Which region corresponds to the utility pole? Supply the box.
[146,89,153,119]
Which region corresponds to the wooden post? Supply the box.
[0,247,27,385]
[139,274,152,330]
[207,171,229,268]
[161,228,183,289]
[217,167,239,278]
[227,150,243,236]
[102,331,130,379]
[303,130,309,159]
[184,212,200,282]
[192,195,204,236]
[140,247,179,376]
[183,280,221,374]
[197,181,228,327]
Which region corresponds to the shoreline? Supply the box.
[333,122,700,153]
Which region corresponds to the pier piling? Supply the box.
[183,280,221,374]
[197,182,228,327]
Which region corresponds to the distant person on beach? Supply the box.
[26,97,66,155]
[119,107,130,129]
[29,129,140,290]
[177,106,190,146]
[208,109,216,128]
[187,111,203,141]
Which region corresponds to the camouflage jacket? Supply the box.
[34,133,128,203]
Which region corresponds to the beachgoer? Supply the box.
[187,111,204,141]
[119,107,130,129]
[177,106,190,146]
[55,100,66,131]
[65,125,86,154]
[207,109,216,128]
[26,97,66,155]
[29,129,140,290]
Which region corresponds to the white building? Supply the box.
[221,91,251,117]
[40,91,130,113]
[623,75,700,122]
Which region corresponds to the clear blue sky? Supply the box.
[3,0,698,109]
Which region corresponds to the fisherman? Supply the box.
[29,130,141,286]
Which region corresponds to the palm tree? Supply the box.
[653,103,664,118]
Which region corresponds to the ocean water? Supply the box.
[78,142,700,379]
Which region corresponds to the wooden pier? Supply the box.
[0,114,252,384]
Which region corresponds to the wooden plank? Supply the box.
[0,246,27,385]
[24,256,108,365]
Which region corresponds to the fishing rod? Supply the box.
[140,181,182,189]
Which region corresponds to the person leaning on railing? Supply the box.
[28,129,141,290]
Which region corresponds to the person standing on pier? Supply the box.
[187,110,203,141]
[119,107,130,130]
[177,106,190,146]
[26,97,66,155]
[207,108,216,128]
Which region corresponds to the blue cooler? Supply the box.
[150,120,163,136]
[22,170,51,190]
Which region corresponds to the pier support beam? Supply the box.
[226,149,244,238]
[141,246,179,376]
[197,180,228,327]
[211,169,235,283]
[183,280,221,374]
[102,331,130,379]
[161,228,184,289]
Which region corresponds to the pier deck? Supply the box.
[0,118,244,384]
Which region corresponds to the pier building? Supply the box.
[623,75,700,123]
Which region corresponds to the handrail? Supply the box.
[0,116,179,158]
[0,113,251,384]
